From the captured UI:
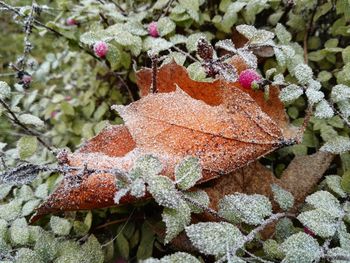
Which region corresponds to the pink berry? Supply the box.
[22,75,32,84]
[304,227,316,237]
[50,111,58,118]
[148,22,159,38]
[238,69,261,89]
[93,41,108,58]
[66,18,77,26]
[65,96,72,101]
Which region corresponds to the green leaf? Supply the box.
[186,33,208,52]
[106,44,121,70]
[279,84,303,103]
[34,231,59,262]
[16,248,44,263]
[0,198,23,221]
[218,193,272,225]
[22,199,41,217]
[305,191,343,217]
[297,209,338,238]
[315,99,334,119]
[61,101,75,116]
[331,84,350,102]
[184,190,210,213]
[132,155,163,178]
[324,175,347,198]
[50,216,72,236]
[157,17,176,36]
[18,114,44,127]
[0,184,13,200]
[143,37,173,53]
[162,200,191,244]
[341,171,350,193]
[294,64,313,85]
[275,23,292,44]
[281,233,321,263]
[187,62,207,81]
[271,184,294,211]
[147,175,179,209]
[342,46,350,64]
[81,235,104,263]
[321,136,350,154]
[185,222,244,256]
[263,239,284,260]
[236,24,257,39]
[143,252,201,263]
[17,136,38,160]
[10,218,29,245]
[175,156,202,190]
[0,81,11,100]
[116,233,129,259]
[137,222,155,260]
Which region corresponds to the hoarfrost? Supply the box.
[279,84,303,103]
[320,136,350,154]
[294,64,313,85]
[331,84,350,102]
[315,100,334,119]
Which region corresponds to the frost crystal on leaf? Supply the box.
[146,175,179,209]
[130,178,146,198]
[271,184,294,211]
[307,79,322,91]
[218,193,272,225]
[15,248,43,263]
[113,188,129,204]
[279,84,303,103]
[175,156,202,190]
[142,252,201,263]
[305,88,324,104]
[162,200,191,244]
[184,190,209,213]
[185,222,244,256]
[215,39,236,53]
[50,216,72,236]
[324,175,347,198]
[236,25,257,39]
[10,218,29,245]
[0,81,11,100]
[281,233,321,263]
[305,191,343,217]
[236,49,258,69]
[132,155,163,178]
[314,99,334,119]
[0,198,23,221]
[320,136,350,154]
[331,84,350,103]
[294,64,313,85]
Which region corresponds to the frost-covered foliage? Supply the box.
[1,0,350,262]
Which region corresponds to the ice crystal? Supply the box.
[331,84,350,103]
[271,184,294,211]
[175,156,202,190]
[314,99,334,119]
[113,188,129,204]
[279,84,303,103]
[320,136,350,154]
[50,216,72,236]
[307,79,322,91]
[215,39,236,53]
[185,222,244,256]
[15,248,43,263]
[281,233,321,263]
[338,100,350,118]
[10,218,29,245]
[236,49,258,69]
[184,190,209,214]
[297,209,338,238]
[34,231,59,261]
[324,175,347,198]
[305,88,324,104]
[218,193,272,225]
[130,178,146,198]
[294,64,313,85]
[34,183,48,199]
[0,81,11,100]
[0,198,23,221]
[275,218,296,243]
[305,191,343,217]
[18,114,44,127]
[22,199,41,216]
[142,252,200,263]
[147,175,179,209]
[162,200,191,244]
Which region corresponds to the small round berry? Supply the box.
[238,69,261,89]
[22,75,32,84]
[66,18,77,26]
[148,22,159,38]
[93,41,108,58]
[65,95,72,101]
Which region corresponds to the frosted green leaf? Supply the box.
[274,47,286,66]
[16,248,44,263]
[50,216,72,236]
[218,193,272,225]
[250,29,275,45]
[281,233,321,263]
[338,100,350,118]
[130,178,145,198]
[157,17,176,36]
[271,184,294,211]
[22,199,41,216]
[34,231,59,261]
[179,0,200,11]
[294,64,313,85]
[162,52,186,66]
[170,34,187,45]
[0,184,13,200]
[215,39,236,53]
[275,23,292,44]
[80,32,102,45]
[81,235,104,263]
[308,79,322,90]
[28,225,42,244]
[297,209,338,238]
[315,100,334,119]
[184,190,209,213]
[327,247,350,263]
[175,156,202,190]
[236,25,257,39]
[263,239,284,260]
[305,88,324,104]
[186,33,208,52]
[187,62,207,81]
[113,188,129,204]
[0,236,11,255]
[143,37,173,53]
[147,175,179,209]
[162,200,191,244]
[0,198,23,221]
[0,218,8,241]
[18,114,44,127]
[73,221,89,236]
[305,191,343,217]
[17,136,38,160]
[236,49,258,69]
[10,218,29,245]
[132,155,163,178]
[106,44,121,71]
[152,0,169,10]
[219,2,246,33]
[265,68,277,79]
[123,21,148,36]
[185,222,244,256]
[279,84,303,103]
[320,136,350,154]
[34,183,48,199]
[273,73,285,85]
[61,101,75,116]
[341,171,350,193]
[17,185,34,201]
[331,84,350,102]
[324,175,347,198]
[0,81,11,99]
[142,252,200,263]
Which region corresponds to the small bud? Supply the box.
[148,22,159,38]
[238,69,261,89]
[22,75,32,84]
[93,41,108,58]
[197,37,213,61]
[66,18,77,26]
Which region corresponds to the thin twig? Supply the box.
[150,53,158,93]
[296,102,313,144]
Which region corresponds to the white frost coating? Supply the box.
[0,81,11,99]
[294,64,313,85]
[338,100,350,118]
[331,84,350,103]
[279,84,303,103]
[113,188,129,204]
[320,136,350,154]
[185,222,244,256]
[236,25,257,39]
[305,88,324,104]
[215,39,236,53]
[271,184,294,211]
[307,79,322,91]
[305,190,343,217]
[314,99,334,119]
[237,49,258,69]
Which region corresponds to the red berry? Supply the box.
[22,75,32,84]
[93,41,108,58]
[238,69,261,89]
[148,22,159,38]
[66,18,77,26]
